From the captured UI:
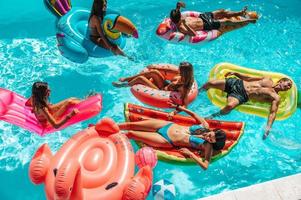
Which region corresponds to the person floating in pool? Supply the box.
[169,1,258,37]
[89,0,125,56]
[112,62,195,116]
[200,72,293,139]
[26,82,81,129]
[118,104,226,170]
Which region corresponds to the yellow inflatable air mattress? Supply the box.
[207,63,298,120]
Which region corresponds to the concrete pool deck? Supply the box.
[199,173,301,200]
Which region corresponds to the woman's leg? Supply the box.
[50,98,81,118]
[126,130,173,148]
[119,70,165,87]
[127,76,159,89]
[119,119,170,132]
[141,70,166,89]
[113,70,165,89]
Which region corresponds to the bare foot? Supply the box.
[241,6,248,16]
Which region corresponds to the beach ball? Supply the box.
[135,147,157,169]
[152,179,176,200]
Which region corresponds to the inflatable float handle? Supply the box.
[29,144,53,184]
[55,158,81,199]
[122,166,153,200]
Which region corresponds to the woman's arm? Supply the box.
[178,148,209,170]
[177,105,209,128]
[25,97,33,107]
[147,64,179,72]
[94,18,114,49]
[41,108,78,129]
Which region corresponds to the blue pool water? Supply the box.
[0,0,301,199]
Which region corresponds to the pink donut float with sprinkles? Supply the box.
[130,64,198,108]
[156,11,218,44]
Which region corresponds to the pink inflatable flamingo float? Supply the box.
[29,118,153,200]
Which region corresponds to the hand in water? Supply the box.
[262,128,270,140]
[126,55,135,61]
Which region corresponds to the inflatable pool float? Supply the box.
[0,88,102,136]
[130,64,198,108]
[124,103,244,164]
[156,11,257,44]
[207,63,298,120]
[156,11,218,44]
[45,0,138,63]
[29,118,153,200]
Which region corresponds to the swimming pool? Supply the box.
[0,0,300,199]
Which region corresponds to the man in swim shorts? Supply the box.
[169,2,258,36]
[200,72,293,139]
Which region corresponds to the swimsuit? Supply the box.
[225,78,249,104]
[199,12,221,30]
[157,123,205,148]
[157,123,174,145]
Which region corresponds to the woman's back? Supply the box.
[32,106,49,127]
[89,15,101,36]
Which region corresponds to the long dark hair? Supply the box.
[170,2,182,24]
[192,128,226,151]
[179,62,194,90]
[170,9,181,24]
[89,0,107,20]
[32,82,50,109]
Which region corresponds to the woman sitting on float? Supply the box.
[89,0,125,56]
[113,62,198,115]
[26,82,81,129]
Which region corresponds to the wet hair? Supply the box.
[179,62,194,91]
[32,82,50,109]
[89,0,107,20]
[170,9,181,24]
[192,128,226,151]
[277,77,292,84]
[190,128,210,135]
[212,129,226,151]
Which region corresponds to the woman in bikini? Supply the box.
[112,62,194,111]
[26,82,81,129]
[119,104,226,170]
[89,0,125,56]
